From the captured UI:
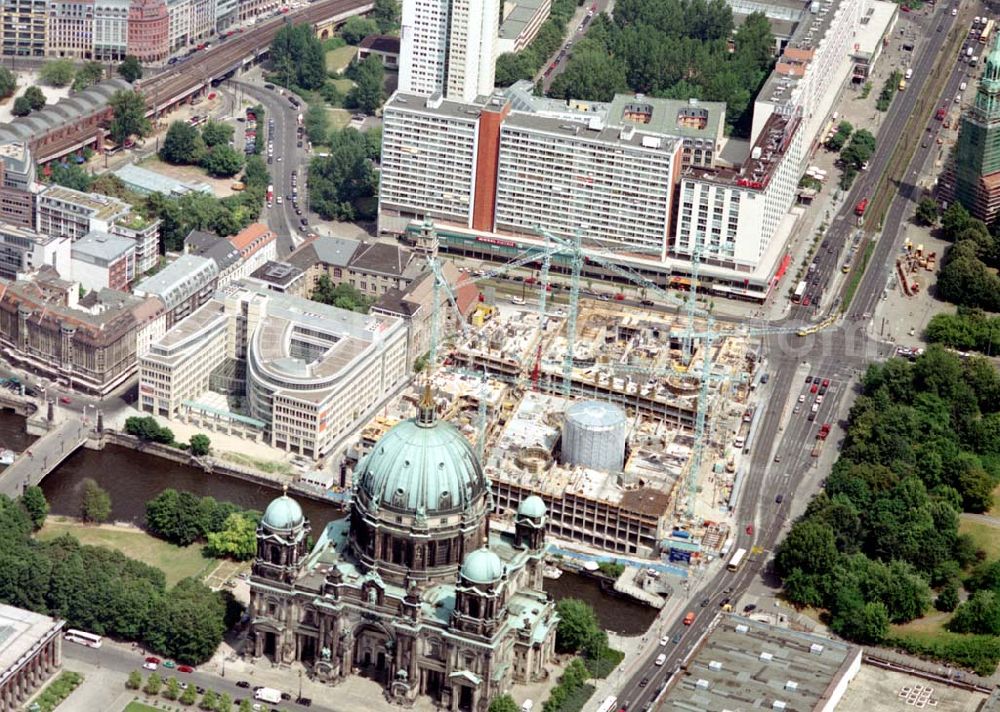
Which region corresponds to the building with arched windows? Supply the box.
[248,386,558,711]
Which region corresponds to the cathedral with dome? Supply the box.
[247,386,559,711]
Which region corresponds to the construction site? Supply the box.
[895,238,938,298]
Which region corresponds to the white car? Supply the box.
[798,394,806,403]
[952,7,958,15]
[816,395,824,404]
[659,636,669,646]
[276,197,283,205]
[142,662,158,671]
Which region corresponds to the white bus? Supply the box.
[792,280,807,303]
[727,548,748,572]
[596,696,618,712]
[64,629,103,649]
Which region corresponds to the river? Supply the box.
[0,411,657,634]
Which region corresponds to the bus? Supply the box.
[727,547,748,572]
[64,629,103,648]
[792,280,807,303]
[596,696,617,712]
[981,18,995,44]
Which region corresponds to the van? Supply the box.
[961,81,968,91]
[655,653,667,666]
[521,700,534,712]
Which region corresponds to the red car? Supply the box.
[177,665,194,673]
[59,396,71,404]
[821,378,830,387]
[810,383,818,394]
[745,524,754,535]
[145,656,161,664]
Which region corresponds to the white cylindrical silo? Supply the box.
[561,400,626,472]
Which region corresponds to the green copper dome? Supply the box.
[460,547,505,583]
[517,495,547,519]
[355,390,488,516]
[262,494,305,531]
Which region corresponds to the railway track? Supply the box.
[138,0,371,108]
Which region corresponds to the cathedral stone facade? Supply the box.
[248,387,559,711]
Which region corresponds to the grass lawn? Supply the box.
[124,703,160,712]
[37,519,214,587]
[891,609,950,636]
[328,108,352,131]
[330,77,355,93]
[959,515,1000,561]
[325,46,357,73]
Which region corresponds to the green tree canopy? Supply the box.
[23,85,45,110]
[915,198,939,227]
[204,514,257,560]
[108,89,151,145]
[10,96,30,117]
[144,578,227,664]
[554,598,603,653]
[72,61,105,91]
[189,433,211,456]
[372,0,400,32]
[118,55,143,83]
[160,121,205,164]
[311,275,373,312]
[0,68,17,99]
[346,55,385,114]
[271,24,327,90]
[201,120,234,148]
[341,16,378,44]
[488,694,519,712]
[307,128,378,220]
[201,144,245,178]
[81,478,111,523]
[39,59,75,87]
[19,486,48,530]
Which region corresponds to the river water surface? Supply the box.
[0,411,657,634]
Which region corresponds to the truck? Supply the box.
[254,688,282,704]
[854,198,869,216]
[266,184,274,203]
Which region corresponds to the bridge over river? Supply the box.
[0,417,90,498]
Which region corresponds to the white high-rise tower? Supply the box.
[399,0,499,102]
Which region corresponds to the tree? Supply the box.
[270,24,327,90]
[144,578,227,664]
[841,129,876,170]
[936,581,959,612]
[342,16,378,44]
[118,55,143,83]
[39,59,75,87]
[346,55,385,114]
[217,692,233,711]
[488,694,520,712]
[48,162,94,191]
[941,201,973,239]
[201,120,234,148]
[126,670,142,690]
[108,89,151,146]
[238,699,253,712]
[19,486,48,530]
[144,672,163,695]
[304,103,329,145]
[161,121,206,164]
[181,683,199,705]
[11,96,31,117]
[81,478,111,523]
[125,415,174,444]
[21,85,46,110]
[199,688,218,710]
[189,434,211,456]
[915,197,939,226]
[205,514,257,560]
[163,676,181,700]
[0,67,17,99]
[949,590,1000,635]
[201,145,245,178]
[308,128,378,220]
[549,48,628,102]
[554,598,602,653]
[372,0,400,32]
[311,275,373,312]
[72,61,105,92]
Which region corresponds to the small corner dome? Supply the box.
[517,495,547,519]
[461,548,505,584]
[262,495,304,531]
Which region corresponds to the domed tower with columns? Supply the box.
[248,384,559,712]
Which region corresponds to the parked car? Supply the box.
[142,662,158,671]
[177,665,194,674]
[144,657,161,664]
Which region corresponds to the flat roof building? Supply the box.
[71,230,136,292]
[113,162,215,197]
[249,260,308,298]
[36,184,131,241]
[133,253,218,327]
[0,223,71,281]
[497,0,551,54]
[140,282,409,461]
[658,614,862,712]
[0,603,63,711]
